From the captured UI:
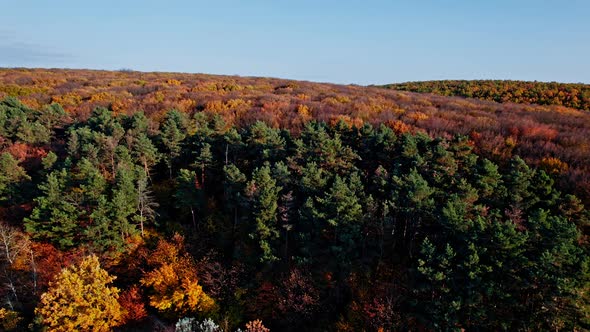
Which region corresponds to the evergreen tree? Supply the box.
[24,169,82,249]
[110,167,138,239]
[224,164,247,236]
[246,121,286,164]
[86,196,127,253]
[160,110,188,178]
[194,142,213,186]
[132,133,159,179]
[315,174,364,267]
[245,166,282,264]
[175,169,202,229]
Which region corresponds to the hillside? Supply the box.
[0,68,589,330]
[2,69,590,203]
[381,80,590,111]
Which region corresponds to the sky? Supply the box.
[1,0,589,85]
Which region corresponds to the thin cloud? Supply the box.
[0,40,73,66]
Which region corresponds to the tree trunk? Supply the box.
[30,248,37,295]
[225,143,229,165]
[233,207,238,233]
[191,206,196,229]
[201,165,206,187]
[143,158,150,180]
[140,211,144,237]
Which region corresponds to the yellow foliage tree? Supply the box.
[35,255,123,332]
[540,157,569,175]
[0,308,22,331]
[140,235,215,317]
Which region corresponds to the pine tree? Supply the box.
[24,169,82,249]
[175,169,202,229]
[194,142,213,186]
[161,110,187,178]
[132,133,159,179]
[110,167,138,239]
[245,166,282,264]
[316,174,364,266]
[86,195,126,252]
[246,121,286,164]
[224,164,247,235]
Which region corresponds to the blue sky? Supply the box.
[1,0,589,85]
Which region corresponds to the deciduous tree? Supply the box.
[35,255,123,331]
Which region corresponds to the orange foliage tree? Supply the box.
[245,319,270,332]
[140,234,215,317]
[118,285,148,324]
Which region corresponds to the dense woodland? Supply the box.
[382,80,590,111]
[2,69,589,207]
[0,69,589,331]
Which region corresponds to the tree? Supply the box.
[41,151,58,171]
[0,308,22,331]
[134,176,158,237]
[194,142,213,186]
[0,221,35,313]
[86,196,127,253]
[175,317,221,332]
[87,107,125,177]
[132,133,159,179]
[36,103,67,134]
[74,158,107,206]
[175,169,202,229]
[391,167,435,255]
[160,110,187,178]
[295,121,359,174]
[245,166,282,264]
[315,174,364,267]
[110,167,138,239]
[224,164,247,237]
[0,153,30,202]
[24,169,82,249]
[474,158,504,202]
[244,319,270,332]
[504,156,536,211]
[118,286,148,325]
[275,268,320,326]
[0,97,50,144]
[141,235,215,318]
[246,121,286,164]
[223,127,245,165]
[35,255,123,331]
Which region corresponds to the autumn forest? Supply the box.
[0,68,589,331]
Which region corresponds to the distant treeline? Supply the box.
[382,80,590,111]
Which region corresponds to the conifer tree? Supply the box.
[24,169,81,249]
[161,110,187,178]
[245,166,282,263]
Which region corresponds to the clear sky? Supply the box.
[1,0,589,85]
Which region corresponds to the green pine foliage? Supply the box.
[1,97,589,330]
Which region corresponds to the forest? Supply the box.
[0,69,589,331]
[381,80,590,111]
